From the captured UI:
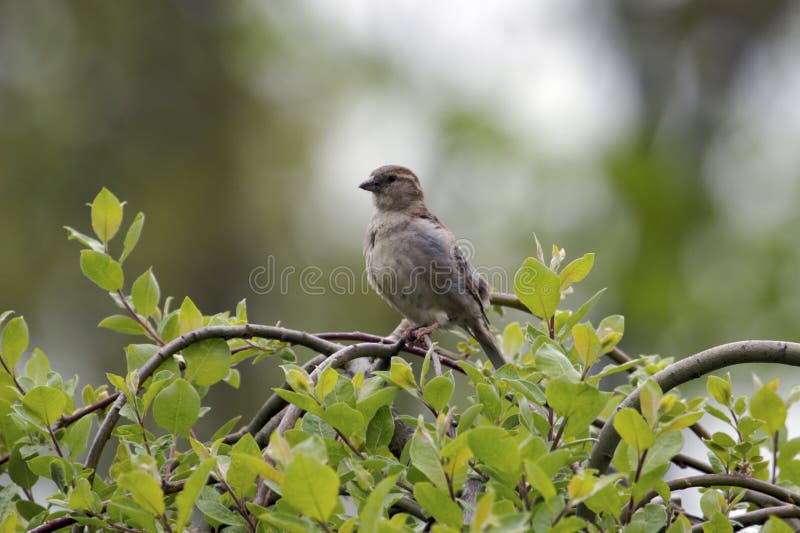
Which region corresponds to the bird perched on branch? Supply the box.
[359,165,506,367]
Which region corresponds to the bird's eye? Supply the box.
[386,175,397,183]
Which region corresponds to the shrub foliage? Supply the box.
[1,189,799,532]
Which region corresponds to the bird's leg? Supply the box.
[402,322,441,345]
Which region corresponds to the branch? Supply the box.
[579,340,800,520]
[84,324,347,476]
[630,474,800,519]
[691,504,800,532]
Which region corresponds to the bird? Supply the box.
[359,164,506,367]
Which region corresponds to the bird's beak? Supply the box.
[359,177,379,192]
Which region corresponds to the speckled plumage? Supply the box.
[360,165,506,367]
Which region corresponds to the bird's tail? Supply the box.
[471,319,506,368]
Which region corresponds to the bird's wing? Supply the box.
[420,212,490,322]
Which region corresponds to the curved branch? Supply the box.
[690,504,800,532]
[84,324,346,476]
[588,341,800,478]
[634,474,800,516]
[277,340,405,435]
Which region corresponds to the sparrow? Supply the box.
[359,165,506,367]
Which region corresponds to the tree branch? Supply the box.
[691,504,800,532]
[580,340,800,520]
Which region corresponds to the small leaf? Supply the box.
[64,226,104,252]
[91,187,124,243]
[410,431,448,490]
[22,386,67,425]
[175,458,216,531]
[613,408,655,453]
[413,482,462,527]
[80,250,124,291]
[281,454,339,522]
[178,297,203,334]
[423,375,455,412]
[120,212,144,263]
[118,471,165,516]
[152,378,200,435]
[365,406,394,452]
[1,316,29,369]
[639,379,662,427]
[131,269,160,317]
[750,381,787,434]
[359,474,399,533]
[183,339,231,387]
[514,257,561,320]
[572,322,600,369]
[502,322,524,356]
[98,315,145,335]
[323,402,365,441]
[559,253,595,290]
[467,426,521,478]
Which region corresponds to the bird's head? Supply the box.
[359,165,425,211]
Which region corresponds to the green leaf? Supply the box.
[178,296,203,334]
[365,405,394,452]
[544,378,605,439]
[534,343,581,382]
[120,212,144,263]
[22,385,67,425]
[706,374,733,406]
[702,511,733,533]
[639,379,662,427]
[118,471,165,516]
[98,315,145,335]
[413,482,462,527]
[107,496,157,532]
[196,496,247,526]
[64,226,104,252]
[524,461,556,502]
[80,250,124,291]
[91,187,124,243]
[64,413,94,460]
[388,357,417,391]
[514,257,561,320]
[423,375,455,412]
[281,454,339,522]
[762,516,796,533]
[68,477,102,513]
[357,387,399,421]
[502,322,524,356]
[571,322,600,368]
[559,288,606,339]
[613,408,655,453]
[273,388,324,417]
[9,446,37,490]
[662,410,704,432]
[184,338,231,386]
[152,378,200,435]
[750,382,787,434]
[642,431,683,475]
[467,426,521,478]
[316,366,339,400]
[559,253,595,290]
[227,434,261,498]
[597,315,624,353]
[25,348,50,385]
[1,316,28,369]
[410,431,448,491]
[665,514,692,533]
[323,402,365,442]
[359,474,399,533]
[131,269,160,317]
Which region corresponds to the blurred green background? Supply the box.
[2,1,799,430]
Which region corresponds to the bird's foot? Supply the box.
[403,323,440,346]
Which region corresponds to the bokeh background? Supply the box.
[2,0,799,463]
